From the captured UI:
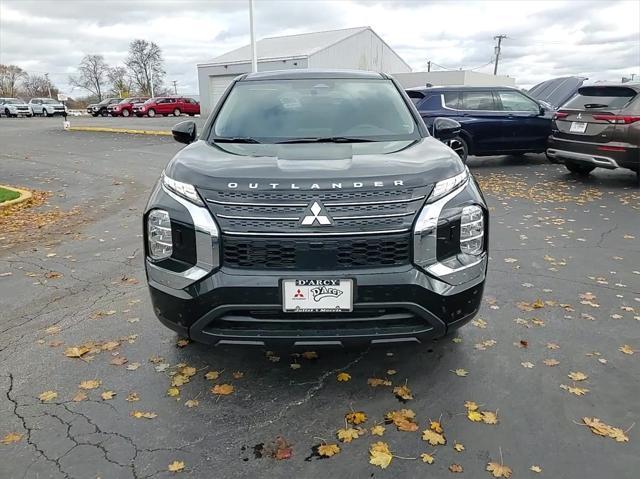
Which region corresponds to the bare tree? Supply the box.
[22,74,58,98]
[125,39,165,96]
[69,54,110,101]
[107,66,132,98]
[0,64,27,97]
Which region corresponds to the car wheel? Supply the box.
[101,109,108,117]
[565,160,595,176]
[42,109,49,117]
[444,136,469,163]
[4,109,10,117]
[147,109,156,117]
[173,108,181,117]
[122,109,130,117]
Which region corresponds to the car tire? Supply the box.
[173,108,181,117]
[101,109,108,117]
[444,136,469,163]
[565,160,595,176]
[42,109,50,117]
[4,109,10,117]
[122,109,130,117]
[147,109,156,117]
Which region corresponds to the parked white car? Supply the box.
[0,98,33,117]
[28,98,67,117]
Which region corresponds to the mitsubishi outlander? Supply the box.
[144,70,488,347]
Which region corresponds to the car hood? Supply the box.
[165,137,465,190]
[528,76,587,110]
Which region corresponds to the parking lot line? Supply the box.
[67,126,172,136]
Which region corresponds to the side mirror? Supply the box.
[432,117,461,140]
[172,120,197,144]
[539,106,545,116]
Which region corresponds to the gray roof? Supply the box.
[200,26,370,65]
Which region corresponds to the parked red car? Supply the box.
[133,97,200,117]
[108,97,149,117]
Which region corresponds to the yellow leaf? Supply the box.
[386,409,418,431]
[369,442,393,469]
[317,443,340,457]
[464,400,479,411]
[568,371,588,381]
[487,461,513,478]
[1,432,23,445]
[345,411,367,425]
[38,390,58,402]
[167,387,180,397]
[100,390,116,400]
[393,384,413,401]
[72,391,88,402]
[530,465,542,473]
[126,392,140,402]
[449,463,464,473]
[336,372,351,382]
[185,399,199,408]
[368,377,392,387]
[336,427,361,443]
[204,370,220,380]
[180,366,197,378]
[467,410,484,422]
[521,361,535,368]
[560,384,589,396]
[619,344,635,355]
[171,374,188,387]
[583,417,629,442]
[422,429,446,446]
[420,452,435,464]
[79,380,101,390]
[429,420,443,433]
[232,371,244,379]
[64,346,90,358]
[302,351,318,360]
[543,358,560,367]
[371,425,385,436]
[452,368,468,377]
[532,298,545,309]
[481,411,499,425]
[131,410,157,419]
[176,338,190,348]
[454,442,465,452]
[211,384,234,395]
[386,369,397,375]
[168,460,185,472]
[101,340,120,351]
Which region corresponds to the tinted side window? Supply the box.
[443,92,460,109]
[460,92,496,110]
[497,91,539,112]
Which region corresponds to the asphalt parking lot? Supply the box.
[1,117,638,478]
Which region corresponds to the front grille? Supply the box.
[199,184,431,235]
[222,233,411,270]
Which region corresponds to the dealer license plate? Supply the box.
[570,121,587,133]
[282,279,353,312]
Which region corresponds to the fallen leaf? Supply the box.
[126,362,141,371]
[337,427,361,443]
[64,346,90,358]
[110,356,128,366]
[386,369,397,375]
[393,384,413,401]
[454,442,465,452]
[317,443,340,457]
[1,432,23,445]
[126,392,140,402]
[543,358,560,367]
[176,338,190,348]
[421,452,435,464]
[430,420,443,433]
[211,384,234,396]
[289,363,301,370]
[100,390,116,400]
[38,390,57,402]
[369,441,393,469]
[385,409,418,431]
[482,411,499,425]
[336,372,351,382]
[371,425,386,436]
[232,371,244,379]
[422,429,446,446]
[449,464,463,473]
[560,384,589,396]
[521,361,535,368]
[464,400,479,411]
[368,377,392,387]
[271,436,293,460]
[619,344,635,355]
[204,370,220,380]
[568,371,588,381]
[101,341,120,351]
[472,318,488,328]
[79,380,101,390]
[185,399,199,408]
[302,351,318,360]
[487,461,513,478]
[72,391,87,402]
[467,410,484,422]
[530,465,542,473]
[583,417,629,442]
[168,460,185,472]
[345,411,367,425]
[131,410,157,419]
[547,342,560,350]
[167,387,180,397]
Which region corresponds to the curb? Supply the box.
[0,185,33,209]
[67,126,172,136]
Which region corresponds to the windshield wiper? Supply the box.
[583,103,609,109]
[212,136,261,144]
[276,136,374,144]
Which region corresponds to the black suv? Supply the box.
[144,70,488,347]
[88,98,121,116]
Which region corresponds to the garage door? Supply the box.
[209,75,236,111]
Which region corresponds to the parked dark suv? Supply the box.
[143,70,488,347]
[547,84,640,177]
[407,85,551,161]
[88,98,121,117]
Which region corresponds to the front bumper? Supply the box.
[144,176,488,348]
[547,136,639,172]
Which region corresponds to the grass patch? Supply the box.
[0,187,20,204]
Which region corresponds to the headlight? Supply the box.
[460,205,484,255]
[162,172,204,206]
[147,209,172,260]
[428,169,468,203]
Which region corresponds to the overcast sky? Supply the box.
[1,0,638,97]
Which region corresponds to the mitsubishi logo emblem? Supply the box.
[300,200,334,226]
[576,113,582,120]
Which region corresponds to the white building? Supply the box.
[197,26,411,114]
[392,70,516,89]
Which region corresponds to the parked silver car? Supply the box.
[0,98,33,117]
[28,98,67,117]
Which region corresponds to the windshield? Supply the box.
[563,86,636,110]
[211,79,418,143]
[143,98,156,104]
[4,99,22,104]
[42,99,58,104]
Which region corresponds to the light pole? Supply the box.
[249,0,257,73]
[45,73,52,98]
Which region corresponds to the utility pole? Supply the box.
[172,80,178,94]
[493,34,507,75]
[249,0,258,73]
[150,69,155,98]
[427,61,431,72]
[45,73,52,98]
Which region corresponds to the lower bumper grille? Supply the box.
[222,233,411,270]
